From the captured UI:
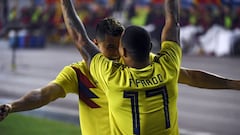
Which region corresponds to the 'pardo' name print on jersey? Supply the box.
[129,74,163,87]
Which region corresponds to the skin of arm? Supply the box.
[179,68,240,90]
[161,0,240,90]
[60,0,99,67]
[0,83,65,121]
[161,0,180,44]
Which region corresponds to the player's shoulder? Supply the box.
[70,61,87,70]
[161,41,181,52]
[70,61,93,78]
[58,61,88,75]
[93,54,124,71]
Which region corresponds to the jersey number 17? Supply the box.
[124,86,170,135]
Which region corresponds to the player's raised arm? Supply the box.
[161,0,180,44]
[60,0,99,66]
[179,67,240,90]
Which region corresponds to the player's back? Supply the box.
[90,41,181,135]
[108,61,179,135]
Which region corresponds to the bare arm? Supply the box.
[0,83,65,121]
[60,0,99,67]
[161,0,180,44]
[179,67,240,90]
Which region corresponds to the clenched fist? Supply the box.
[0,104,12,121]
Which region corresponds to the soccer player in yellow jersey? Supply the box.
[61,0,201,134]
[62,0,182,134]
[1,1,240,135]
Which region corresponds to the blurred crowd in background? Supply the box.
[0,0,240,56]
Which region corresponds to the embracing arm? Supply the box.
[0,83,65,121]
[161,0,180,44]
[60,0,99,67]
[179,67,240,90]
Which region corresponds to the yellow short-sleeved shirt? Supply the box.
[51,53,157,135]
[90,41,182,135]
[51,62,110,135]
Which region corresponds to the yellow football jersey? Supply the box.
[52,61,110,135]
[90,41,182,135]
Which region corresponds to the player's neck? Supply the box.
[124,58,150,69]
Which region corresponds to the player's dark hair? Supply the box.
[96,17,124,41]
[121,25,151,61]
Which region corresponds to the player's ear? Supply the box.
[93,39,98,46]
[149,42,153,51]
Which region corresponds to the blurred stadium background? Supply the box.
[0,0,240,56]
[1,0,240,135]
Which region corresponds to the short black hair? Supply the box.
[121,25,151,61]
[96,17,124,41]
